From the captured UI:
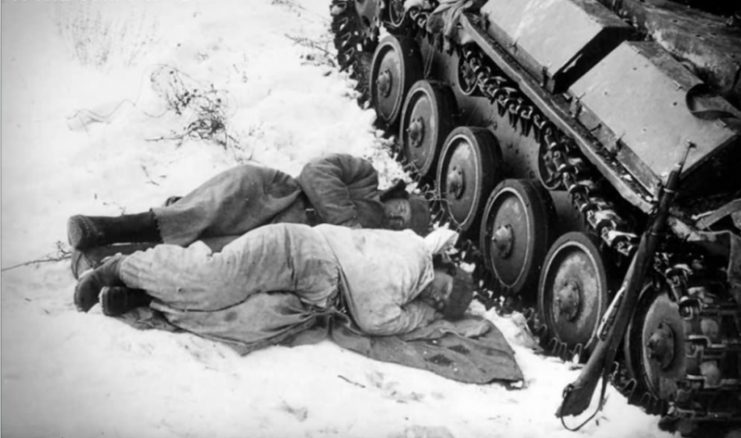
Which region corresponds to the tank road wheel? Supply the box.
[480,179,554,299]
[436,127,503,233]
[538,231,610,357]
[623,284,686,413]
[399,80,457,180]
[388,0,412,30]
[456,53,478,97]
[370,35,422,129]
[537,141,563,190]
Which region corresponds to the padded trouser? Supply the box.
[119,223,340,311]
[151,163,310,247]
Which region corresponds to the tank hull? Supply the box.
[329,0,741,432]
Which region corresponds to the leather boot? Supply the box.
[67,211,161,249]
[71,242,158,280]
[100,286,153,317]
[74,255,125,312]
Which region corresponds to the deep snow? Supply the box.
[2,1,674,437]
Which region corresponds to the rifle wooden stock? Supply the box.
[556,145,691,420]
[556,239,644,417]
[555,340,609,417]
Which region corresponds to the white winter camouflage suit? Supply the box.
[118,223,445,351]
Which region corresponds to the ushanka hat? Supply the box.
[407,195,431,236]
[379,179,431,236]
[378,179,408,202]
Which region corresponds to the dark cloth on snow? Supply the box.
[326,315,524,384]
[120,307,523,384]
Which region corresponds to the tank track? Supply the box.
[612,251,741,425]
[328,1,741,428]
[330,0,378,104]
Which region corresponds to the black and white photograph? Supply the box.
[2,0,740,437]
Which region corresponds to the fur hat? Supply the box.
[379,179,431,236]
[431,256,474,320]
[441,267,475,321]
[407,195,431,236]
[378,179,408,202]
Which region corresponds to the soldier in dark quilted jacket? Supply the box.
[67,154,431,278]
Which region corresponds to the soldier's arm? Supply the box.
[358,300,438,336]
[298,154,379,227]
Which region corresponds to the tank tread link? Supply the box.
[329,0,741,434]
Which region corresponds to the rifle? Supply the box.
[555,142,694,428]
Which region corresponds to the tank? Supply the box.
[330,0,741,433]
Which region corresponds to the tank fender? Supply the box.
[593,0,741,110]
[480,0,632,93]
[569,41,741,196]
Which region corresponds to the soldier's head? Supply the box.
[379,180,431,236]
[419,255,475,320]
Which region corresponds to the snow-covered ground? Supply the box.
[2,1,674,437]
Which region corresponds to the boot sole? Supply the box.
[101,286,152,317]
[70,250,95,280]
[100,286,126,317]
[67,215,100,250]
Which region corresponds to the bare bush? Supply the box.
[53,3,158,69]
[148,66,239,149]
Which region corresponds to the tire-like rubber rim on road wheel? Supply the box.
[436,126,502,233]
[538,231,610,352]
[400,80,457,180]
[480,179,554,299]
[456,52,478,96]
[623,283,685,414]
[369,35,422,128]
